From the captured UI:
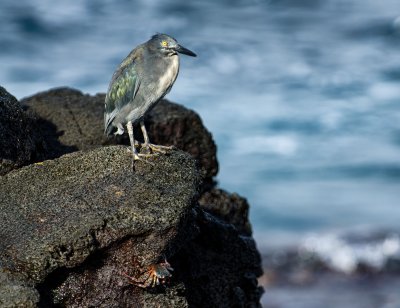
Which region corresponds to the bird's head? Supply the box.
[148,33,197,57]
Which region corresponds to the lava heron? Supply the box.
[104,33,196,164]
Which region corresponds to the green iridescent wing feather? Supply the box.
[104,55,140,133]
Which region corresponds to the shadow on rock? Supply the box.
[0,86,46,175]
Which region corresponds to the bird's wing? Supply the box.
[104,51,141,134]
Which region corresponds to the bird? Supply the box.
[104,33,196,164]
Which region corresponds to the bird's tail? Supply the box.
[104,124,114,136]
[104,113,114,136]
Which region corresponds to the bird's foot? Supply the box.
[143,143,175,154]
[131,140,142,147]
[126,148,155,167]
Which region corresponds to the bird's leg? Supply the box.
[127,121,140,160]
[140,120,152,154]
[126,121,153,167]
[140,120,174,154]
[114,123,140,147]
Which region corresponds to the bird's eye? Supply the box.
[161,40,168,47]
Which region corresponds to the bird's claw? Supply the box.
[125,140,173,171]
[126,148,156,167]
[144,143,175,154]
[136,153,155,160]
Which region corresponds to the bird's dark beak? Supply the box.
[175,44,197,57]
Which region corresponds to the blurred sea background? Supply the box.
[1,0,400,306]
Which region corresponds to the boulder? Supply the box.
[22,87,218,182]
[0,86,45,175]
[0,146,262,307]
[0,86,263,307]
[0,146,200,306]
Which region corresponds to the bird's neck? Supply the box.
[157,54,180,95]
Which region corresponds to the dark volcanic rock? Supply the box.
[0,146,200,307]
[0,86,45,175]
[0,87,262,307]
[22,87,218,182]
[50,208,263,308]
[0,145,262,307]
[199,188,252,236]
[176,210,263,308]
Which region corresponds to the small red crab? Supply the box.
[122,258,174,288]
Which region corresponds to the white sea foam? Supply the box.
[300,232,400,273]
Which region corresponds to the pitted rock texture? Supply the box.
[0,270,39,308]
[0,86,45,175]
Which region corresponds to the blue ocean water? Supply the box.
[1,0,400,248]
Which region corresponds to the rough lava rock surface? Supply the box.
[0,146,200,307]
[0,86,45,175]
[0,86,263,307]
